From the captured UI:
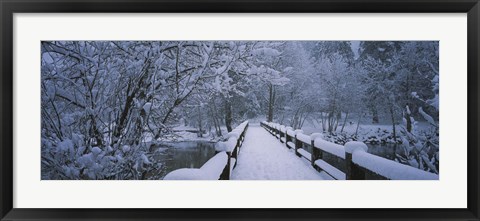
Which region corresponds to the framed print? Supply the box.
[1,0,479,220]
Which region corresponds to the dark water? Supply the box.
[150,141,216,179]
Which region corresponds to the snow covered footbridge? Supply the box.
[164,121,439,180]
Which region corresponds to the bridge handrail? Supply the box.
[260,121,439,180]
[163,151,228,180]
[163,121,249,180]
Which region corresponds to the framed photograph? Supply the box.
[1,0,479,220]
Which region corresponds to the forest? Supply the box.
[41,41,439,180]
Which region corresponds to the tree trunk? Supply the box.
[405,105,412,133]
[355,113,362,137]
[211,112,219,136]
[112,81,134,146]
[321,112,326,132]
[89,115,104,147]
[211,107,221,137]
[341,112,349,133]
[211,100,222,136]
[371,106,379,124]
[225,99,233,132]
[267,84,275,122]
[334,111,341,132]
[197,106,203,138]
[328,111,335,133]
[389,106,397,143]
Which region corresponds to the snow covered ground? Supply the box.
[231,124,325,180]
[300,120,432,145]
[142,125,229,143]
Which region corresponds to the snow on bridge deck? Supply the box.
[231,124,324,180]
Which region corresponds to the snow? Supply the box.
[294,129,303,133]
[297,149,312,160]
[427,94,439,111]
[122,145,130,153]
[225,132,240,140]
[91,146,102,155]
[238,122,248,130]
[314,159,346,180]
[162,168,206,180]
[77,153,95,170]
[313,138,345,159]
[57,139,74,153]
[350,41,361,59]
[296,133,311,144]
[344,141,368,154]
[215,121,248,152]
[231,125,323,180]
[160,122,247,143]
[172,125,198,131]
[163,151,228,180]
[215,137,237,152]
[141,154,151,164]
[158,129,222,142]
[352,151,439,180]
[286,129,296,136]
[251,47,281,57]
[419,107,436,126]
[232,129,243,135]
[411,91,419,99]
[199,152,229,178]
[302,122,423,145]
[286,141,295,149]
[310,133,323,140]
[142,102,152,113]
[230,158,237,172]
[319,171,335,180]
[283,67,293,73]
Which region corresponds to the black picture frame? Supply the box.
[1,0,479,220]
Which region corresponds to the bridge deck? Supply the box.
[231,124,324,180]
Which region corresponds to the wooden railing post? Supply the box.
[218,151,231,180]
[232,141,239,161]
[286,133,291,148]
[345,142,368,180]
[294,135,302,157]
[279,127,285,143]
[311,139,322,167]
[310,133,323,166]
[285,127,293,148]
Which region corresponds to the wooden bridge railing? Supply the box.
[260,121,439,180]
[163,121,249,180]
